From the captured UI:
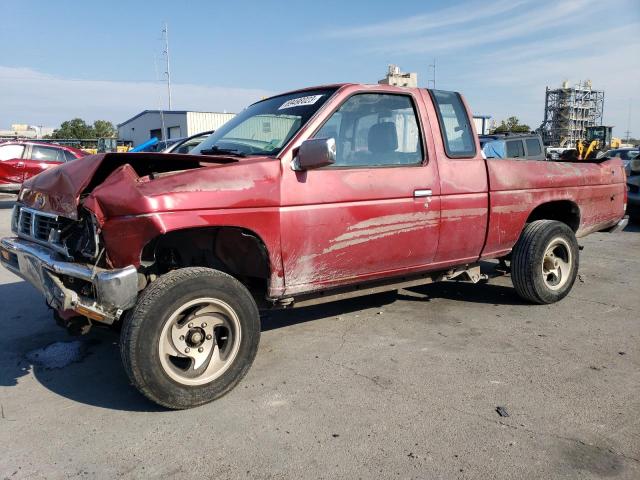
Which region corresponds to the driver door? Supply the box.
[279,89,441,295]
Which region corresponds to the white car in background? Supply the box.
[162,130,214,154]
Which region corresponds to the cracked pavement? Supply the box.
[0,193,639,479]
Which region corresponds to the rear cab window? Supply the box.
[525,138,542,157]
[430,90,476,158]
[506,140,525,158]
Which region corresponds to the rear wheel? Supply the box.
[120,267,260,409]
[511,220,579,304]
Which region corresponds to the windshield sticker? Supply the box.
[278,95,324,110]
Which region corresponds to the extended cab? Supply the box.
[0,84,628,409]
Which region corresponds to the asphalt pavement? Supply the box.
[0,193,638,479]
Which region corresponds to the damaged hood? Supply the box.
[19,152,281,222]
[21,153,108,219]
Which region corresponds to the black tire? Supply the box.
[511,220,579,304]
[120,267,260,409]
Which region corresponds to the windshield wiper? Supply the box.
[198,146,246,158]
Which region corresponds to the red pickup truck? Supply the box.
[0,84,627,409]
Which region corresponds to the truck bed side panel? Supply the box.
[482,158,626,258]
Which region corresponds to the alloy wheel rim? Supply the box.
[541,237,572,291]
[158,297,241,386]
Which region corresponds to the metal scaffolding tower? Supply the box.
[540,80,604,147]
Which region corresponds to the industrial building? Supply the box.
[540,80,604,146]
[117,110,235,146]
[378,65,418,88]
[0,124,53,139]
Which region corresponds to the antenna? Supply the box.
[153,54,166,141]
[162,22,172,110]
[625,99,632,143]
[427,58,436,89]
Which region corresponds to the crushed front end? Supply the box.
[0,203,138,324]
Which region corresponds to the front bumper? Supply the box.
[0,183,21,193]
[0,236,138,323]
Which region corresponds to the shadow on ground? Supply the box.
[0,264,524,411]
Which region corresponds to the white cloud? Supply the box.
[0,66,271,128]
[365,0,599,54]
[319,0,528,39]
[313,0,640,137]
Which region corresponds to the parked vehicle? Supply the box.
[0,141,87,193]
[163,130,213,153]
[604,148,640,177]
[627,156,640,223]
[1,84,627,409]
[479,133,545,160]
[545,146,570,161]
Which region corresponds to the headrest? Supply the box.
[368,122,398,154]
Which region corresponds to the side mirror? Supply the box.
[630,159,640,175]
[292,138,336,171]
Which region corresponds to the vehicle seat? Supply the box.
[353,122,398,165]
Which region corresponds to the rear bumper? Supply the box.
[607,216,629,233]
[0,236,138,323]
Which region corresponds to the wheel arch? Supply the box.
[140,226,272,301]
[524,199,581,232]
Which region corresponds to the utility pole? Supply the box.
[428,58,436,89]
[162,23,172,110]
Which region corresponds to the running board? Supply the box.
[274,264,486,309]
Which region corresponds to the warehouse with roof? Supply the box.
[117,110,236,146]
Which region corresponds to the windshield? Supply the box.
[191,88,337,157]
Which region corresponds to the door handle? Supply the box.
[414,189,432,198]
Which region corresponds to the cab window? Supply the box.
[31,145,66,162]
[525,138,542,156]
[430,90,476,158]
[314,93,423,167]
[0,144,25,160]
[506,140,525,158]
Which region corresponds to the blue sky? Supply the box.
[1,0,639,136]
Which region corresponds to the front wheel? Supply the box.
[120,267,260,409]
[511,220,579,304]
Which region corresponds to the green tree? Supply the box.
[491,116,531,134]
[50,118,94,139]
[49,118,116,139]
[92,120,116,138]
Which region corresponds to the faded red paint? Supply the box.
[17,84,627,299]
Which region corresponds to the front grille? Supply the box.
[12,205,99,260]
[14,206,68,243]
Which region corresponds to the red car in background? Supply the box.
[0,141,87,193]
